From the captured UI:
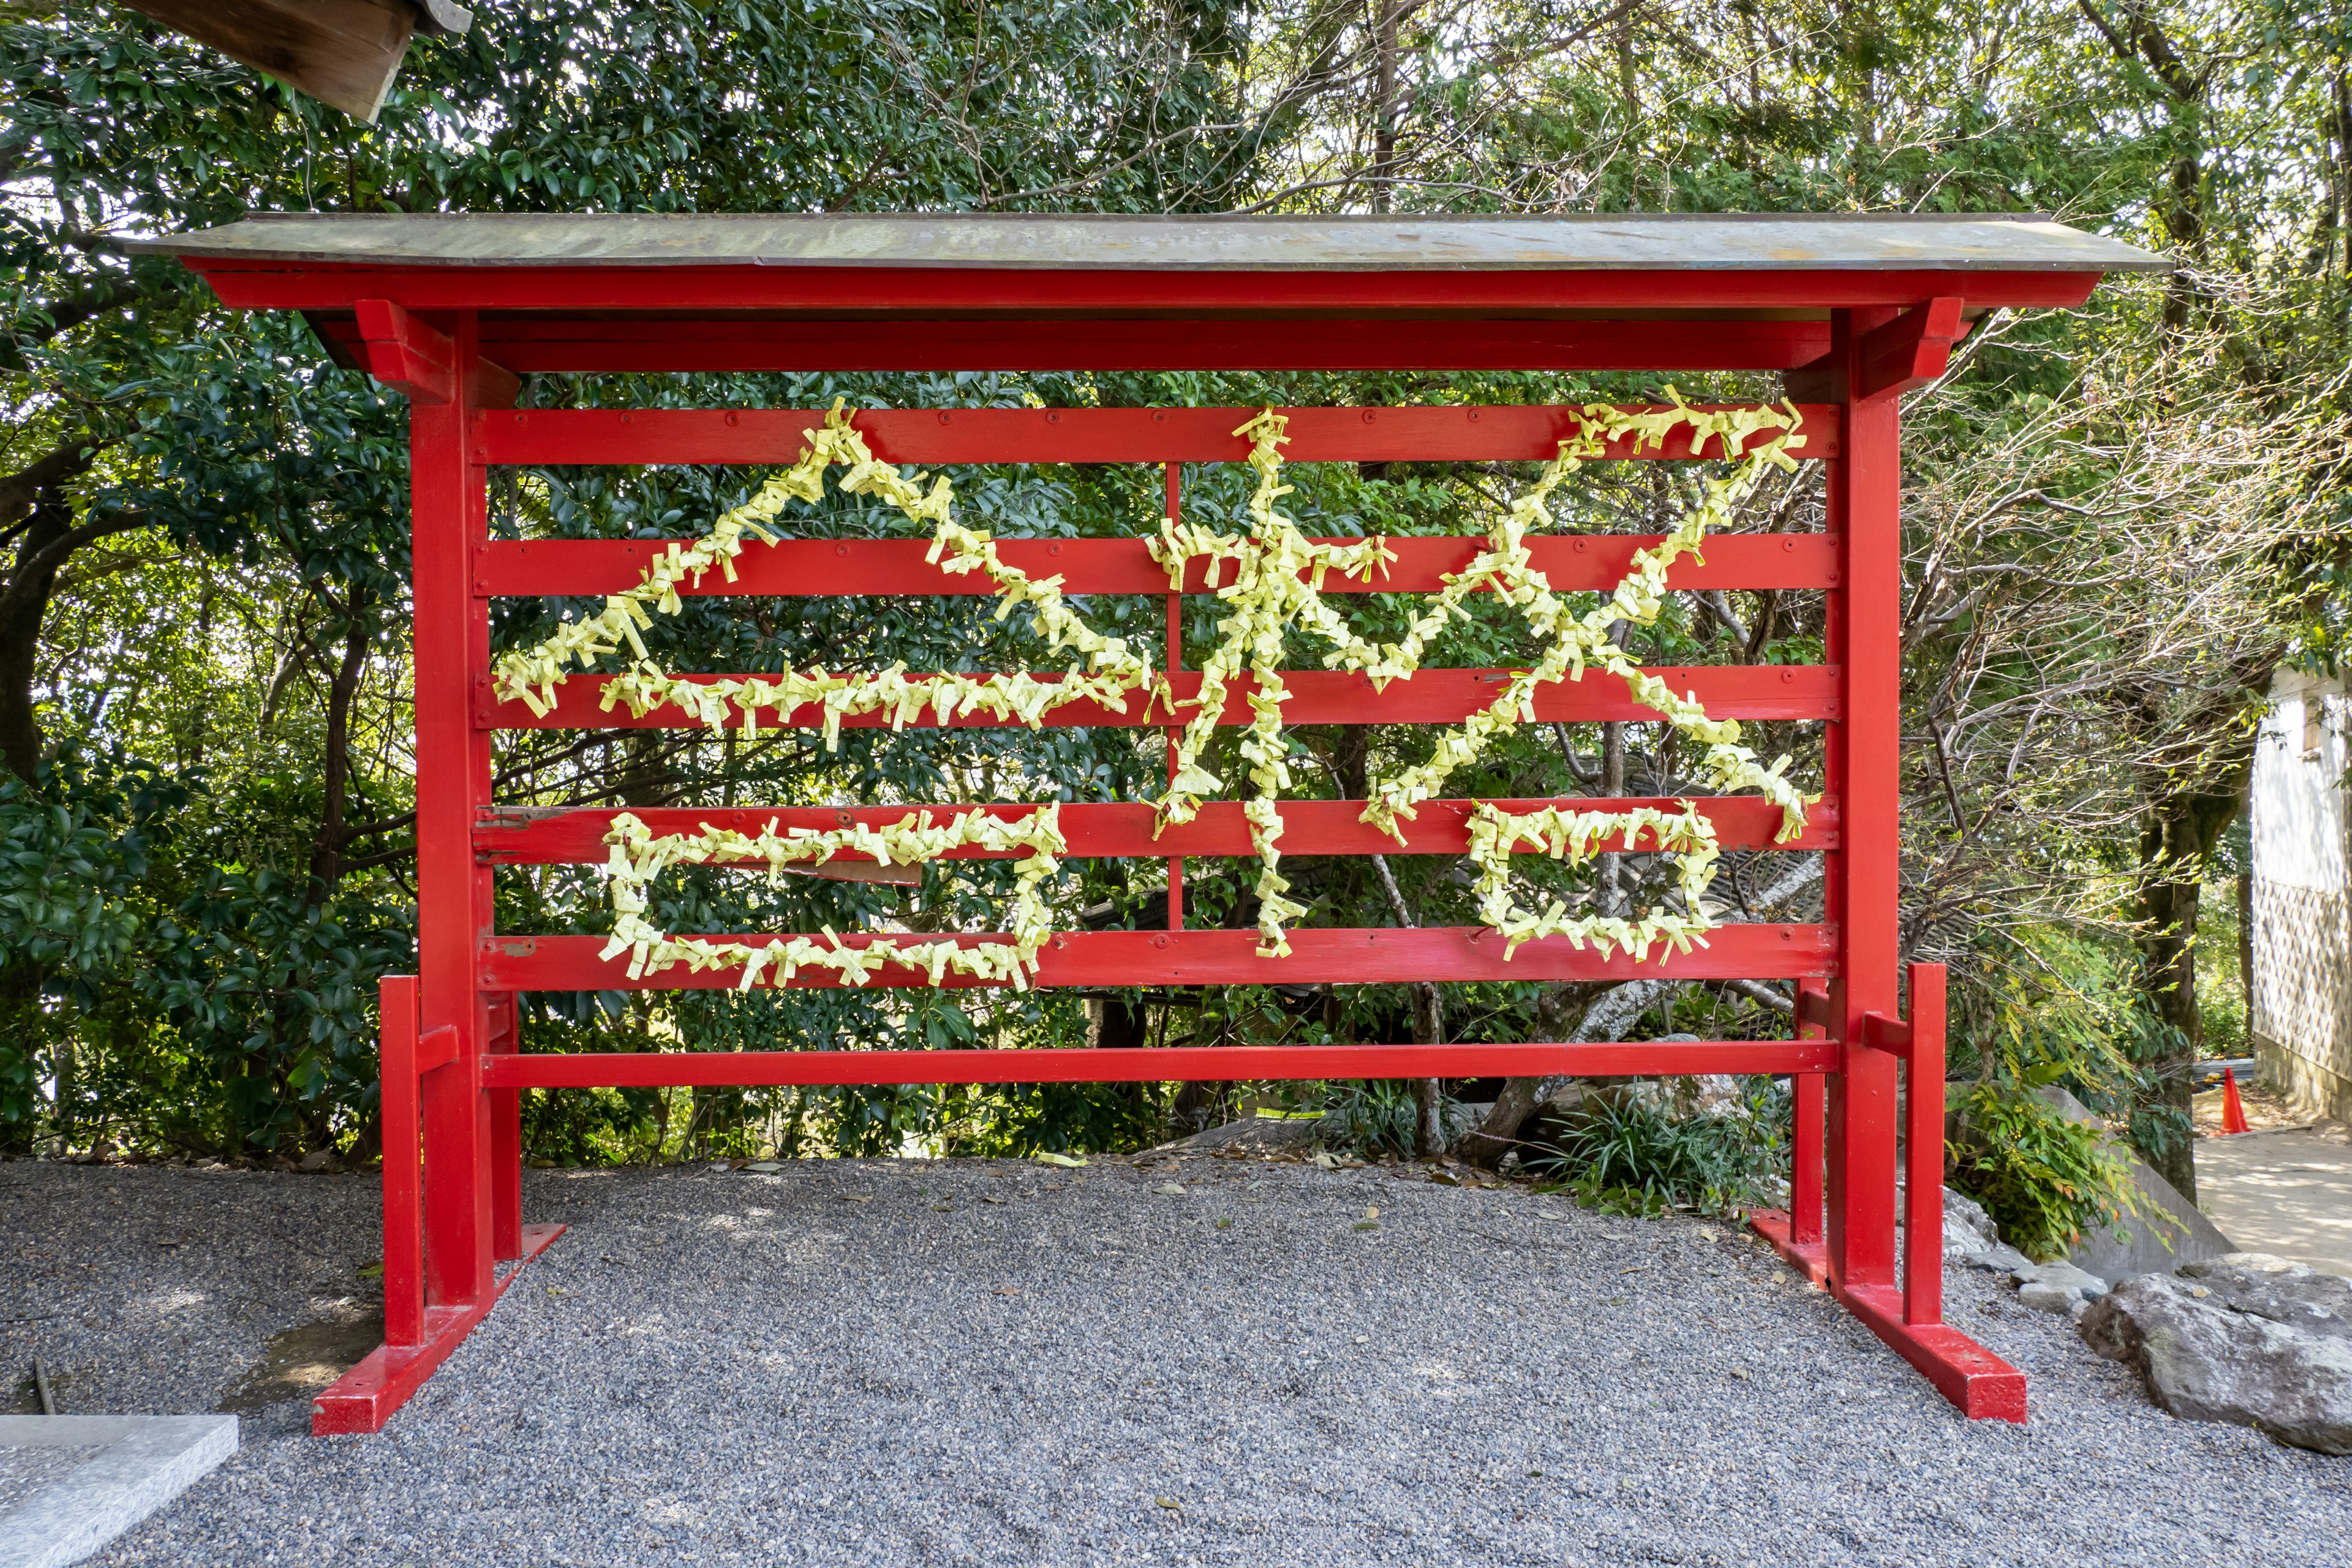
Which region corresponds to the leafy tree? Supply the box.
[3,0,2346,1198]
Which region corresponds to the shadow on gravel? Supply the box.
[7,1369,49,1414]
[217,1307,382,1412]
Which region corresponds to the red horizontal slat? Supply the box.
[477,533,1838,600]
[196,260,2103,317]
[438,319,1836,374]
[470,402,1841,467]
[479,1039,1838,1090]
[480,924,1834,990]
[476,796,1839,864]
[487,664,1837,730]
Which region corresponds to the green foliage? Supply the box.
[1525,1079,1790,1219]
[1945,1082,2144,1263]
[147,867,413,1153]
[0,756,175,1136]
[0,0,1276,1160]
[2,0,2345,1179]
[2116,1008,2198,1176]
[1308,1079,1425,1161]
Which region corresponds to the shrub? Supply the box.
[1524,1077,1789,1218]
[1945,1082,2144,1261]
[1310,1079,1425,1161]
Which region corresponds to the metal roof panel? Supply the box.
[127,211,2168,273]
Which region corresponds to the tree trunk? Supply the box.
[1370,1,1403,213]
[0,502,70,781]
[1461,980,1607,1167]
[2134,786,2241,1200]
[304,587,373,900]
[1408,978,1443,1154]
[2076,1,2208,329]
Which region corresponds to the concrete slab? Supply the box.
[0,1415,236,1568]
[2032,1087,2237,1283]
[2196,1124,2352,1278]
[2066,1141,2239,1284]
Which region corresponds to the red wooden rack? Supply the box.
[137,212,2163,1433]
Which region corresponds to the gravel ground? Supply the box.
[5,1154,2350,1566]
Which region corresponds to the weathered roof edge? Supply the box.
[124,211,2171,274]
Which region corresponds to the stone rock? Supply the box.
[2080,1252,2352,1454]
[2019,1281,2084,1316]
[1940,1186,2000,1259]
[1439,1099,1488,1148]
[295,1149,338,1174]
[1687,1072,1744,1117]
[2011,1258,2108,1316]
[1901,1183,2031,1273]
[2025,1259,2110,1298]
[1961,1241,2036,1275]
[1156,1114,1323,1156]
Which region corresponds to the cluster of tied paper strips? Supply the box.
[489,398,1816,990]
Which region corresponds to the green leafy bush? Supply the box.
[1525,1078,1789,1218]
[1945,1082,2141,1261]
[1310,1079,1427,1160]
[0,759,181,1147]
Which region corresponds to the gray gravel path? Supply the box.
[5,1155,2349,1566]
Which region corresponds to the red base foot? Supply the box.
[312,1222,565,1435]
[1748,1209,2027,1423]
[1747,1207,1830,1287]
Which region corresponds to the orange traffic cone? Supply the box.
[2220,1067,2252,1136]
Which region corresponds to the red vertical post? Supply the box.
[379,976,424,1346]
[488,991,522,1261]
[1904,963,1947,1325]
[415,313,495,1310]
[1791,980,1828,1246]
[1826,309,1902,1291]
[1817,334,1850,1269]
[1164,462,1184,932]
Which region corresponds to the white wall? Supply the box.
[2252,673,2347,892]
[2250,668,2352,1120]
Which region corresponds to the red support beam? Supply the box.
[1733,1238,2027,1423]
[197,259,2103,315]
[474,795,1841,865]
[1860,1012,1914,1058]
[397,317,1836,374]
[1790,976,1831,1262]
[487,991,522,1264]
[1904,963,1948,1327]
[1828,310,1903,1295]
[1164,463,1185,931]
[353,300,456,406]
[412,313,496,1316]
[475,533,1838,601]
[311,1224,565,1436]
[480,923,1836,992]
[413,1022,460,1074]
[469,402,1841,469]
[1829,1283,2026,1422]
[481,1039,1838,1090]
[377,978,425,1349]
[1855,297,1968,402]
[486,664,1839,731]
